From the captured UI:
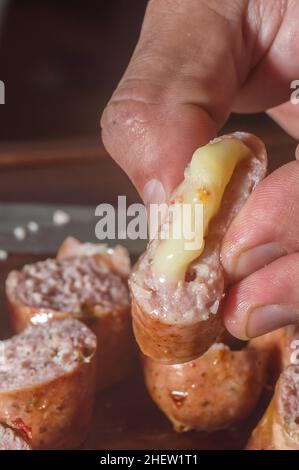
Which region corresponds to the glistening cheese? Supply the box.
[152,138,250,283]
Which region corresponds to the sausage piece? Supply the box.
[0,318,97,449]
[143,342,268,432]
[0,423,31,450]
[130,132,267,364]
[247,326,299,449]
[6,239,136,391]
[247,366,299,450]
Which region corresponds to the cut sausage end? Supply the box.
[0,318,97,449]
[143,342,268,432]
[0,318,96,391]
[7,255,130,317]
[0,423,31,450]
[6,239,136,392]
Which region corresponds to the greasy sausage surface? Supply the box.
[247,326,299,450]
[0,423,31,450]
[143,342,268,432]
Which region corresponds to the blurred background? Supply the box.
[0,0,147,142]
[0,0,147,207]
[0,0,297,243]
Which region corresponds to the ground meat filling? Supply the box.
[0,319,96,390]
[280,366,299,434]
[13,256,130,314]
[131,244,224,324]
[0,424,31,450]
[131,153,265,325]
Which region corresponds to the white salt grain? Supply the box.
[13,227,26,241]
[28,221,39,233]
[53,210,70,226]
[0,250,8,261]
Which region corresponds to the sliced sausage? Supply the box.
[6,239,136,391]
[0,423,31,450]
[247,326,299,449]
[0,318,97,449]
[247,365,299,450]
[130,132,267,364]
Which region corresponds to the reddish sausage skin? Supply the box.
[131,133,267,364]
[143,343,268,432]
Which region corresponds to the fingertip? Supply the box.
[223,254,299,341]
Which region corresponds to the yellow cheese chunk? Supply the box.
[151,138,251,283]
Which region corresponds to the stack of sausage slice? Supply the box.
[6,238,136,392]
[1,239,136,449]
[248,326,299,449]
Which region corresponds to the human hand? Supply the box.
[101,0,299,338]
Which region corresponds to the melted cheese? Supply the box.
[152,138,251,282]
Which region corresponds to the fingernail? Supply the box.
[143,179,166,208]
[246,304,298,338]
[233,242,286,280]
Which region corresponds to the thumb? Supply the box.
[102,97,215,207]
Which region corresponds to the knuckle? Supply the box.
[101,79,164,154]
